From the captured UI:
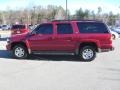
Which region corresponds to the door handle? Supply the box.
[48,37,54,40]
[66,37,72,40]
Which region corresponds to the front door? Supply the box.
[28,24,55,51]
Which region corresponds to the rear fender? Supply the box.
[75,39,100,54]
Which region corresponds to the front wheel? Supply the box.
[79,46,96,61]
[12,45,28,59]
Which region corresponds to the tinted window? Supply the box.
[2,25,7,27]
[57,23,73,34]
[12,25,25,30]
[77,22,109,33]
[36,24,53,34]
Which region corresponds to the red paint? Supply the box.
[6,20,114,54]
[11,24,29,35]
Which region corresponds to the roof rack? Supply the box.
[52,19,102,22]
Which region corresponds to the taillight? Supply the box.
[16,31,20,34]
[11,30,21,35]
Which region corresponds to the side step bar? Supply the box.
[32,51,74,55]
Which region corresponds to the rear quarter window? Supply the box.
[77,22,109,33]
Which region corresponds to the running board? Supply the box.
[32,51,74,55]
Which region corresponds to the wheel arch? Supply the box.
[79,42,98,52]
[75,42,99,55]
[11,41,28,52]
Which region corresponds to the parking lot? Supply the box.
[0,39,120,90]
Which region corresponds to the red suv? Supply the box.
[11,24,29,35]
[6,20,114,61]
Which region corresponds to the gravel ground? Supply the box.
[0,39,120,90]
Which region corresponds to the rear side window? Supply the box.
[36,24,53,34]
[12,25,25,30]
[57,23,73,34]
[77,22,109,33]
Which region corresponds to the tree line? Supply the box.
[0,5,120,26]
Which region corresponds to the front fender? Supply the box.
[24,40,31,54]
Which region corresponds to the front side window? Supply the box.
[35,24,53,34]
[57,23,73,34]
[77,22,109,33]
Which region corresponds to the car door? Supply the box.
[28,24,55,51]
[53,23,77,52]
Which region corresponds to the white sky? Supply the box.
[0,0,120,14]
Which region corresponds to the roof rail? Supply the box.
[52,19,102,22]
[52,19,70,22]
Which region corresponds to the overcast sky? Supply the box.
[0,0,120,14]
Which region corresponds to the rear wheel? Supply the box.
[12,45,28,59]
[79,46,96,61]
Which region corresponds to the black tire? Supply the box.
[112,34,115,40]
[79,46,96,61]
[12,45,28,59]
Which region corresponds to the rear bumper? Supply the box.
[98,47,114,52]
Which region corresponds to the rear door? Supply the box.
[53,23,77,52]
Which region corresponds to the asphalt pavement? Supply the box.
[0,40,120,90]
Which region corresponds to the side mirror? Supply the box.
[29,31,36,36]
